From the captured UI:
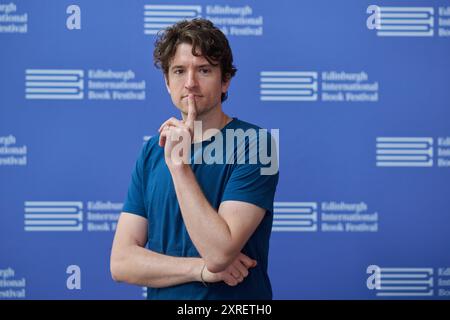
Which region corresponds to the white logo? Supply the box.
[0,267,26,299]
[25,69,84,100]
[143,4,263,37]
[144,4,202,35]
[86,201,122,232]
[0,134,27,166]
[367,265,434,297]
[25,68,146,101]
[272,202,318,232]
[0,3,28,34]
[272,201,378,233]
[261,71,378,103]
[367,5,434,37]
[24,201,83,232]
[66,5,81,30]
[376,137,433,167]
[160,122,279,176]
[260,71,318,101]
[66,265,81,290]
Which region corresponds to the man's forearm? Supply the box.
[170,165,234,272]
[111,244,204,288]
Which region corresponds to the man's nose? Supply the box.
[185,70,198,89]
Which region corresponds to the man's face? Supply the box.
[164,42,230,117]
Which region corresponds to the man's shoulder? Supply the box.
[139,135,163,162]
[229,118,263,131]
[227,118,275,143]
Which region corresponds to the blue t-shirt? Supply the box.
[123,117,279,300]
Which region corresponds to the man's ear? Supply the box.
[221,75,231,94]
[164,74,171,94]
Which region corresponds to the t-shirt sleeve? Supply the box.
[122,144,148,218]
[221,132,279,213]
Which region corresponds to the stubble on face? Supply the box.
[164,43,229,119]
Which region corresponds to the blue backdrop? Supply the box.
[1,0,450,299]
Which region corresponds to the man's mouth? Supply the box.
[183,95,203,98]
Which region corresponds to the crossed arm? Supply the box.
[111,94,267,288]
[110,168,266,288]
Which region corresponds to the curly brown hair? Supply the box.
[153,18,237,102]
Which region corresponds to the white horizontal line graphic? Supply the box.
[379,286,429,291]
[24,225,83,232]
[25,214,82,220]
[274,214,317,220]
[375,8,434,37]
[378,7,433,13]
[26,81,83,89]
[144,17,181,22]
[25,69,85,100]
[26,75,79,81]
[381,279,433,285]
[380,268,433,273]
[379,25,430,31]
[261,90,313,95]
[143,4,201,36]
[377,149,433,155]
[260,72,318,101]
[376,136,434,167]
[26,69,84,76]
[260,71,317,78]
[144,23,172,29]
[376,155,429,161]
[381,274,429,279]
[25,220,78,225]
[26,93,84,99]
[377,143,429,149]
[274,202,317,207]
[272,226,318,232]
[26,88,79,93]
[376,290,433,297]
[379,18,433,25]
[273,221,314,226]
[274,209,316,215]
[273,202,317,232]
[372,267,434,297]
[25,207,78,213]
[377,30,433,37]
[376,137,433,143]
[144,11,197,17]
[261,84,316,89]
[261,78,314,83]
[24,201,83,231]
[261,95,318,101]
[376,160,433,167]
[25,201,83,208]
[144,5,202,11]
[380,13,430,19]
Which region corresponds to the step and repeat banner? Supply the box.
[1,0,450,299]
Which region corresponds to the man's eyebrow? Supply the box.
[196,64,214,68]
[170,63,216,70]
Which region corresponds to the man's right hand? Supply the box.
[201,253,257,286]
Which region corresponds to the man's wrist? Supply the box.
[191,258,205,283]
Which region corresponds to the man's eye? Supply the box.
[174,69,183,74]
[200,68,210,74]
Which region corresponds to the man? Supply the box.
[110,18,279,299]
